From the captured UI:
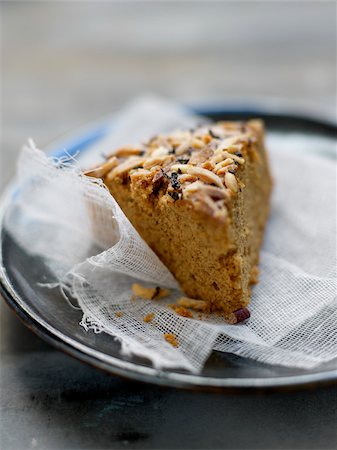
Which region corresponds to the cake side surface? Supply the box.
[86,120,272,314]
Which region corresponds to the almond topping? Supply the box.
[107,157,145,179]
[84,156,119,178]
[215,135,249,152]
[113,147,144,157]
[212,151,244,165]
[201,161,216,171]
[216,164,237,176]
[191,138,205,149]
[143,155,173,169]
[224,172,239,193]
[150,146,169,157]
[179,174,198,184]
[214,158,234,172]
[183,181,228,201]
[171,164,224,188]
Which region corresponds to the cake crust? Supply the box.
[85,120,272,314]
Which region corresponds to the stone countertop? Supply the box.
[1,2,336,449]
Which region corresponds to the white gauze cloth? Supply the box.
[5,97,337,372]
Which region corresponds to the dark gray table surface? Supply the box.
[1,2,336,449]
[1,300,337,450]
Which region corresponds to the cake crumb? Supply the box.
[169,304,194,318]
[164,333,179,348]
[132,283,170,300]
[249,266,260,285]
[143,312,155,323]
[177,296,207,312]
[115,311,123,318]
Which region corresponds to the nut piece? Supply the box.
[214,158,234,172]
[178,174,198,184]
[164,333,179,348]
[212,150,244,165]
[171,164,224,188]
[84,156,118,178]
[150,146,169,157]
[224,308,250,324]
[113,147,144,157]
[143,155,173,169]
[108,157,145,180]
[183,182,228,202]
[132,283,170,300]
[191,138,205,149]
[177,297,207,311]
[224,172,239,193]
[189,148,213,165]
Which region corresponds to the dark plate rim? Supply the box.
[1,103,336,392]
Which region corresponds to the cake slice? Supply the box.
[85,120,272,315]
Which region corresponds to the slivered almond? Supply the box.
[175,141,191,156]
[183,181,227,200]
[216,135,249,152]
[150,146,169,157]
[214,158,234,172]
[191,138,205,149]
[199,185,229,200]
[216,136,241,151]
[216,164,237,175]
[179,174,198,184]
[107,157,145,180]
[212,151,244,165]
[113,147,144,157]
[84,156,119,178]
[129,169,152,182]
[201,161,216,171]
[171,164,224,188]
[183,180,205,193]
[143,155,173,169]
[224,172,239,193]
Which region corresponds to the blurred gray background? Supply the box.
[1,1,336,192]
[1,2,336,450]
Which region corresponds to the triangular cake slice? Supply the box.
[86,120,272,315]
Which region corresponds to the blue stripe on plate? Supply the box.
[48,124,111,158]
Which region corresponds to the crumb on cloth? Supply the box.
[169,304,194,318]
[115,311,123,318]
[177,296,207,311]
[132,283,170,300]
[164,333,179,348]
[143,312,155,323]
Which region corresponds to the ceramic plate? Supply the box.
[1,103,336,391]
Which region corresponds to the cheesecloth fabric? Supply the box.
[4,97,337,372]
